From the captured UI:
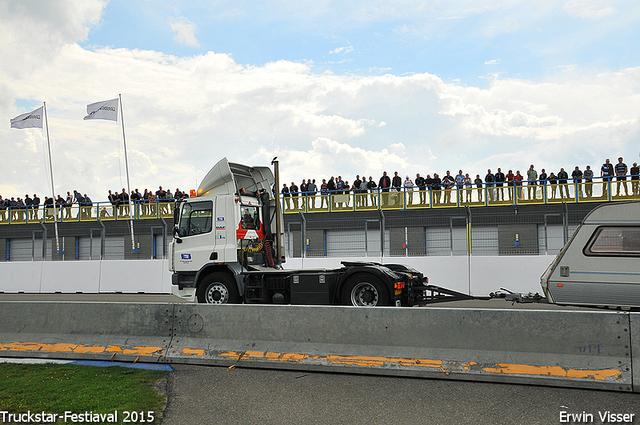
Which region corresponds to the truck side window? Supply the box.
[585,226,640,256]
[178,201,213,237]
[240,205,260,230]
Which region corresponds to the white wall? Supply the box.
[0,259,172,294]
[286,254,554,296]
[0,255,553,296]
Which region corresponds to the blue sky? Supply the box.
[85,1,640,82]
[1,0,640,199]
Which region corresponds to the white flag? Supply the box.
[84,98,118,121]
[10,106,44,129]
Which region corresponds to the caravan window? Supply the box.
[585,226,640,256]
[178,201,213,237]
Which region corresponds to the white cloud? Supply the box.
[484,59,502,65]
[562,0,617,19]
[1,1,640,199]
[169,16,200,47]
[329,46,354,55]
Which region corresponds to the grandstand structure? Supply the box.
[1,177,635,262]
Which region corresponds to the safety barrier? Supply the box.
[283,177,640,214]
[0,302,636,392]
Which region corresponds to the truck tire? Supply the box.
[341,274,389,307]
[197,273,240,304]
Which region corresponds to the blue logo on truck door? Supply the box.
[181,254,191,260]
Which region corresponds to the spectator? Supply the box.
[464,173,472,203]
[432,173,442,204]
[392,171,402,192]
[320,179,329,208]
[505,170,515,200]
[24,194,33,220]
[367,176,377,207]
[307,179,317,209]
[64,191,74,219]
[379,172,391,207]
[416,173,426,205]
[474,175,483,202]
[119,188,130,216]
[601,159,613,198]
[300,179,308,210]
[484,169,495,202]
[353,175,363,207]
[495,168,505,201]
[583,166,594,198]
[442,171,455,204]
[557,168,569,199]
[81,193,93,219]
[631,162,639,196]
[281,183,290,210]
[527,165,538,200]
[31,194,40,220]
[403,175,414,205]
[514,170,524,200]
[548,172,558,199]
[290,181,299,209]
[615,157,628,196]
[572,166,583,199]
[336,176,344,195]
[539,169,548,199]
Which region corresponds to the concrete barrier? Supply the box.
[0,302,634,392]
[167,304,632,392]
[0,302,172,362]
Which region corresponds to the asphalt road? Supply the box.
[160,364,640,425]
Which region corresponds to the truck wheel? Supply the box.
[197,273,240,304]
[342,274,389,307]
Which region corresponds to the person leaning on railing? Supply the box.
[366,176,377,207]
[631,162,640,197]
[0,196,6,222]
[474,175,483,202]
[548,172,558,199]
[582,166,593,198]
[557,168,569,199]
[539,169,548,199]
[601,158,613,198]
[31,194,40,220]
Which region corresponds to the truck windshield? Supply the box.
[178,201,213,237]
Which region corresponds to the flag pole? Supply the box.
[119,94,138,253]
[43,102,63,254]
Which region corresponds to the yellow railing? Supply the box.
[0,201,175,225]
[283,178,640,214]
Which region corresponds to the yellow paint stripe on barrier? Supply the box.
[189,349,622,382]
[482,363,622,381]
[0,342,164,357]
[182,348,205,356]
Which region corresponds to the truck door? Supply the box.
[173,200,216,272]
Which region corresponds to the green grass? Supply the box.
[0,363,170,424]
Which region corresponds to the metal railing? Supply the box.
[282,176,640,214]
[0,200,175,225]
